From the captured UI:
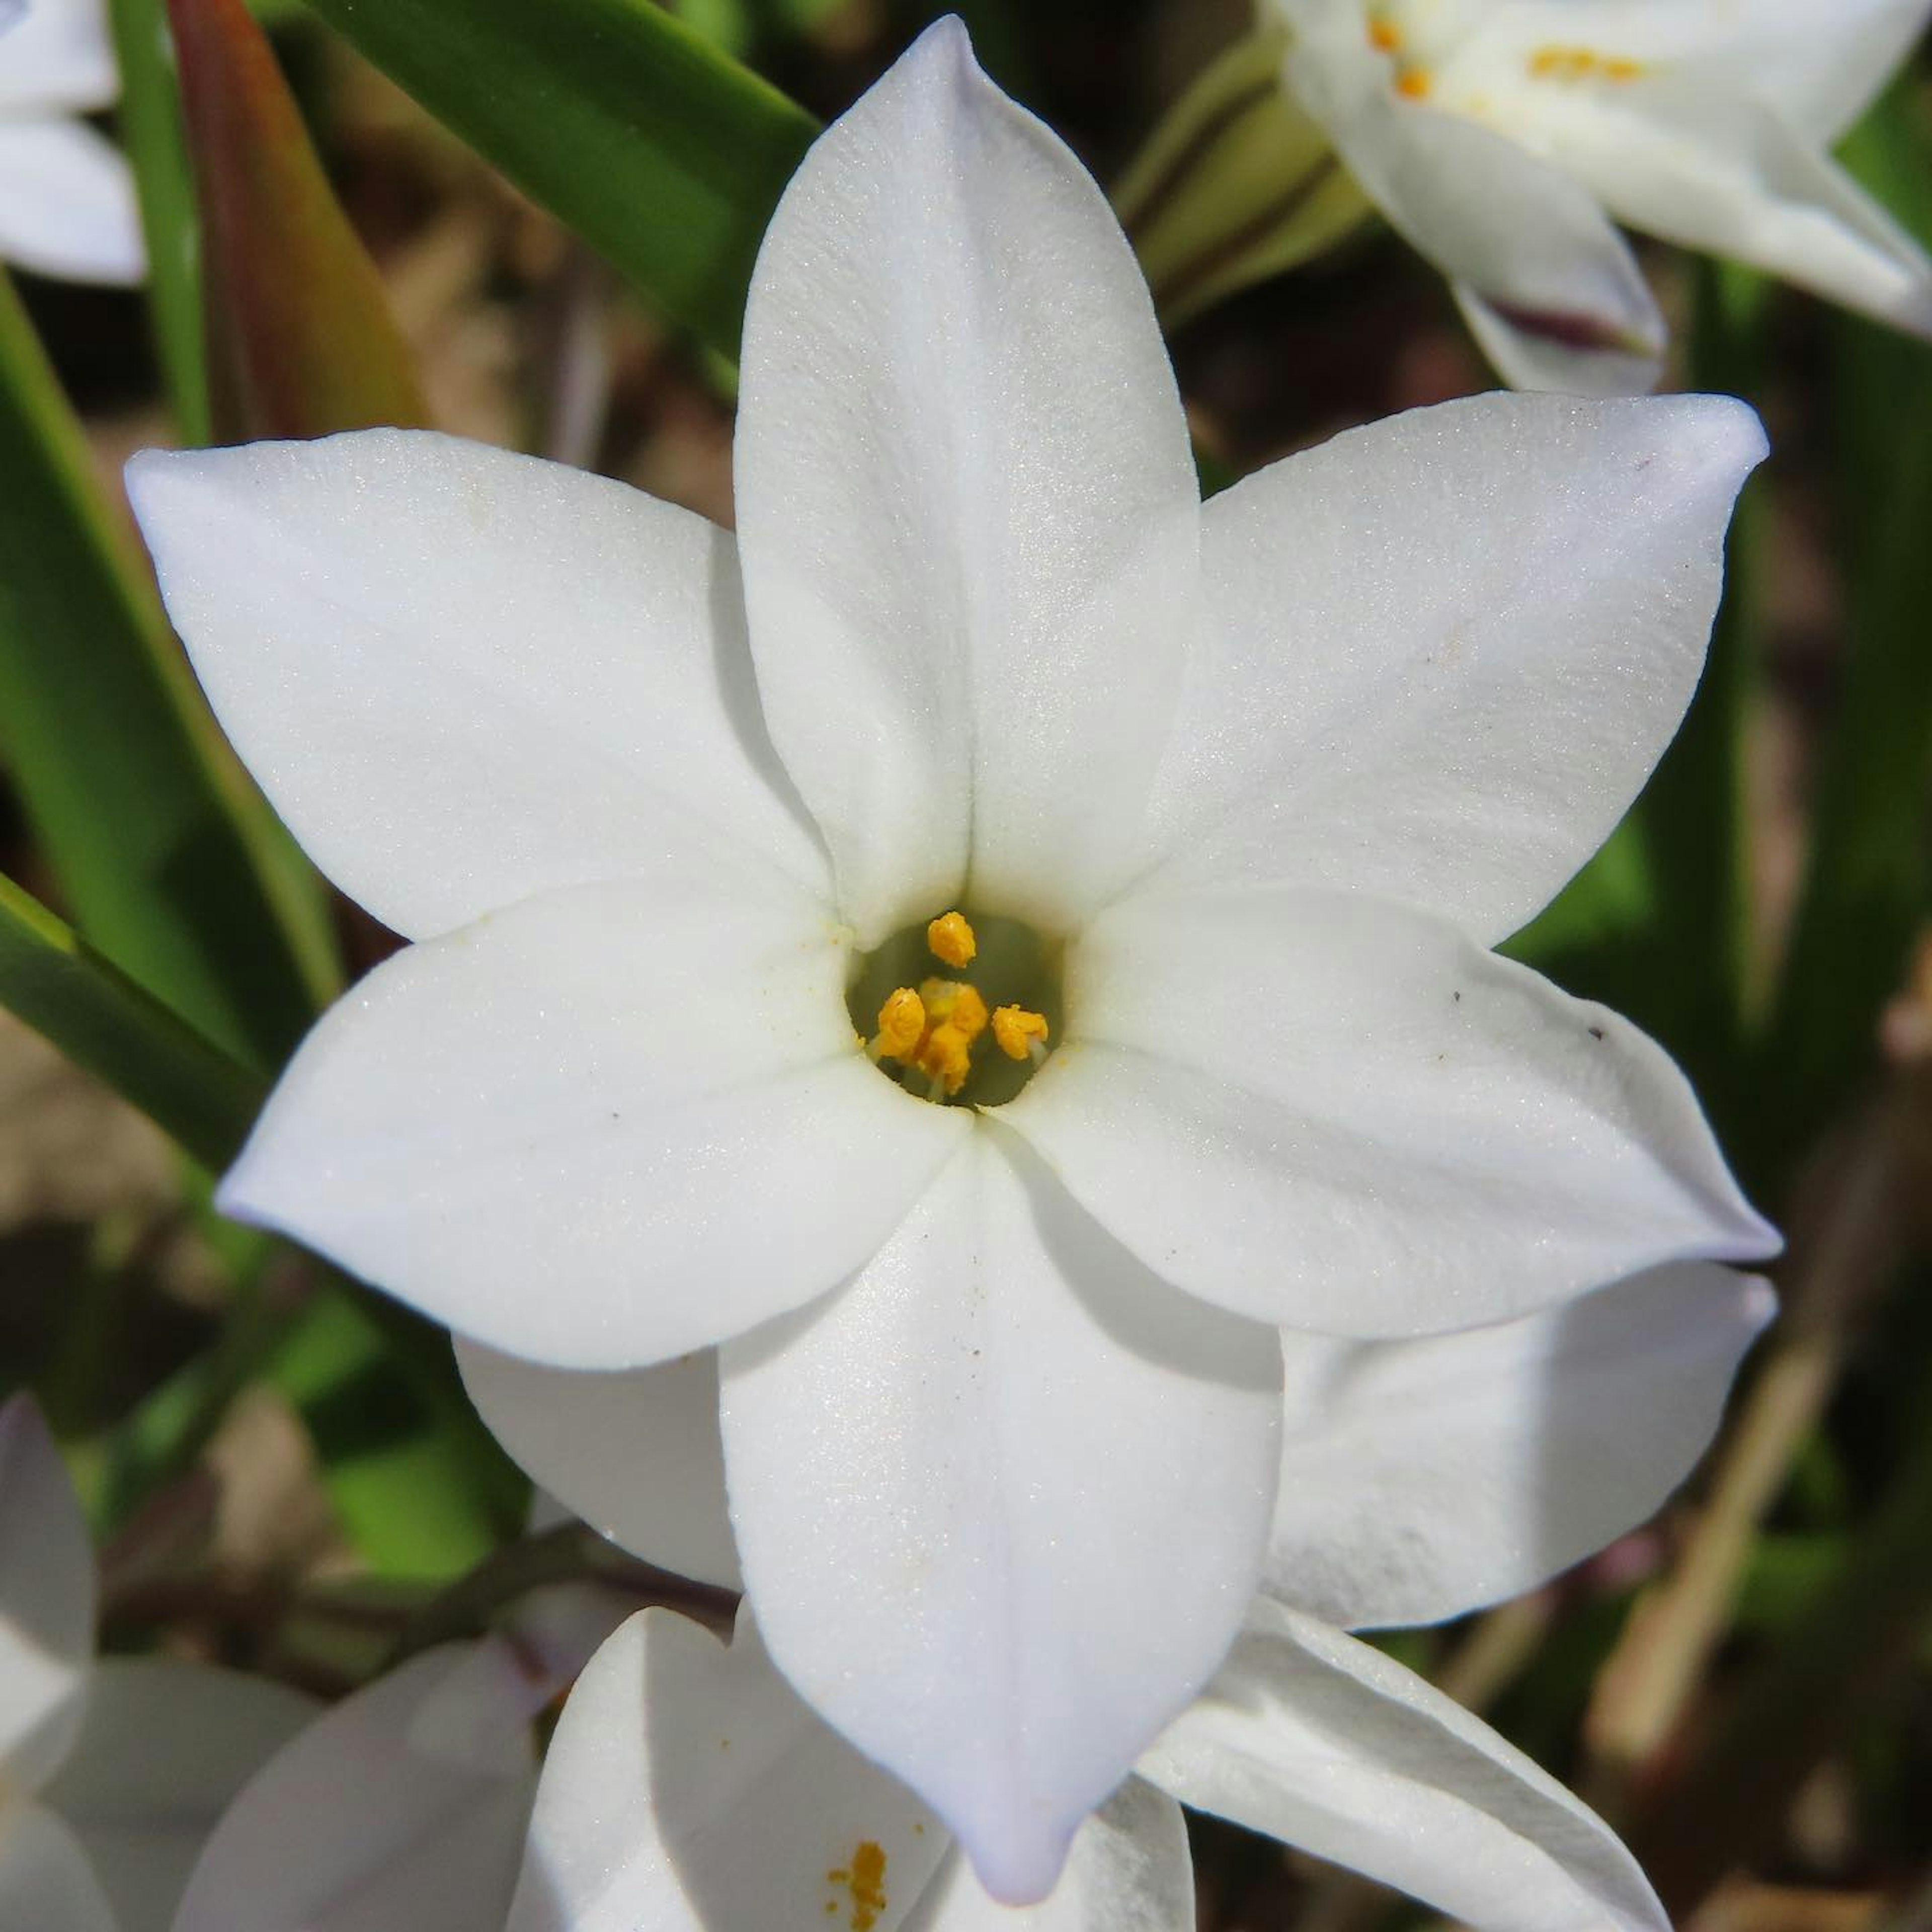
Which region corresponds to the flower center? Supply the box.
[849,909,1060,1106]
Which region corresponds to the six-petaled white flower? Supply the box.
[0,1395,312,1931]
[128,16,1777,1901]
[1270,0,1932,389]
[0,0,142,285]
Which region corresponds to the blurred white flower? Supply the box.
[506,1596,1683,1932]
[0,1394,312,1931]
[1270,0,1932,389]
[0,0,143,284]
[127,15,1775,1901]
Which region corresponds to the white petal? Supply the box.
[0,119,142,286]
[1512,79,1932,337]
[1280,14,1663,391]
[1007,889,1776,1339]
[42,1659,315,1932]
[0,0,117,112]
[0,1395,94,1793]
[900,1782,1193,1932]
[1455,0,1932,146]
[0,1802,116,1932]
[719,1129,1279,1905]
[125,433,828,945]
[1266,1264,1777,1629]
[455,1340,740,1589]
[1142,1599,1668,1932]
[506,1606,949,1932]
[1130,391,1765,944]
[172,1641,537,1932]
[734,18,1199,944]
[222,877,967,1370]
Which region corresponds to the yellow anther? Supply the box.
[1601,55,1645,81]
[1395,65,1432,98]
[917,1024,976,1096]
[920,978,989,1042]
[1367,16,1402,51]
[992,1006,1050,1063]
[927,911,977,968]
[872,987,926,1061]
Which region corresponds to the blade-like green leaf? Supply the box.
[0,271,339,1066]
[107,0,212,444]
[169,0,430,440]
[299,0,818,358]
[0,871,263,1175]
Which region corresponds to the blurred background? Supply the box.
[6,1,1932,1926]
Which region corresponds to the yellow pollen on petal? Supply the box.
[825,1842,889,1930]
[927,910,977,967]
[872,986,926,1061]
[993,1005,1050,1062]
[1367,16,1402,52]
[1395,65,1432,98]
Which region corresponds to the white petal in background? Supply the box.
[0,1395,95,1794]
[1264,1263,1777,1629]
[1142,1599,1669,1932]
[0,1802,118,1932]
[734,18,1200,942]
[219,876,967,1370]
[125,434,826,945]
[720,1129,1279,1903]
[0,0,117,113]
[0,119,143,287]
[1134,392,1766,944]
[506,1607,949,1932]
[455,1340,742,1590]
[171,1640,539,1932]
[42,1659,316,1932]
[1011,888,1775,1340]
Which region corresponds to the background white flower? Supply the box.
[1271,0,1932,389]
[0,1393,313,1932]
[127,16,1775,1902]
[0,0,143,285]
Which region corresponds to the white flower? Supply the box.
[127,16,1776,1901]
[0,0,143,285]
[505,1590,1691,1932]
[1271,0,1932,389]
[0,1394,313,1931]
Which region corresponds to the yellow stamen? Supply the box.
[1367,17,1401,52]
[1601,55,1645,81]
[920,978,989,1042]
[916,1024,976,1096]
[871,987,926,1061]
[927,911,977,968]
[992,1006,1050,1062]
[1395,65,1432,98]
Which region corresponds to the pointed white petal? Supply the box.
[455,1340,740,1589]
[1280,14,1663,390]
[1267,1264,1777,1628]
[221,877,966,1369]
[734,18,1199,944]
[125,433,828,944]
[1132,391,1765,943]
[1516,80,1932,338]
[0,1395,94,1793]
[900,1782,1193,1932]
[1008,889,1776,1339]
[507,1607,949,1932]
[719,1129,1279,1905]
[1142,1599,1668,1932]
[0,119,142,286]
[42,1659,315,1932]
[172,1641,537,1932]
[0,0,117,112]
[0,1802,117,1932]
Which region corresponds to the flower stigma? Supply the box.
[850,909,1059,1106]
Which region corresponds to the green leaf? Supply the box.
[0,272,340,1066]
[169,0,430,440]
[298,0,818,358]
[107,0,212,444]
[0,871,264,1176]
